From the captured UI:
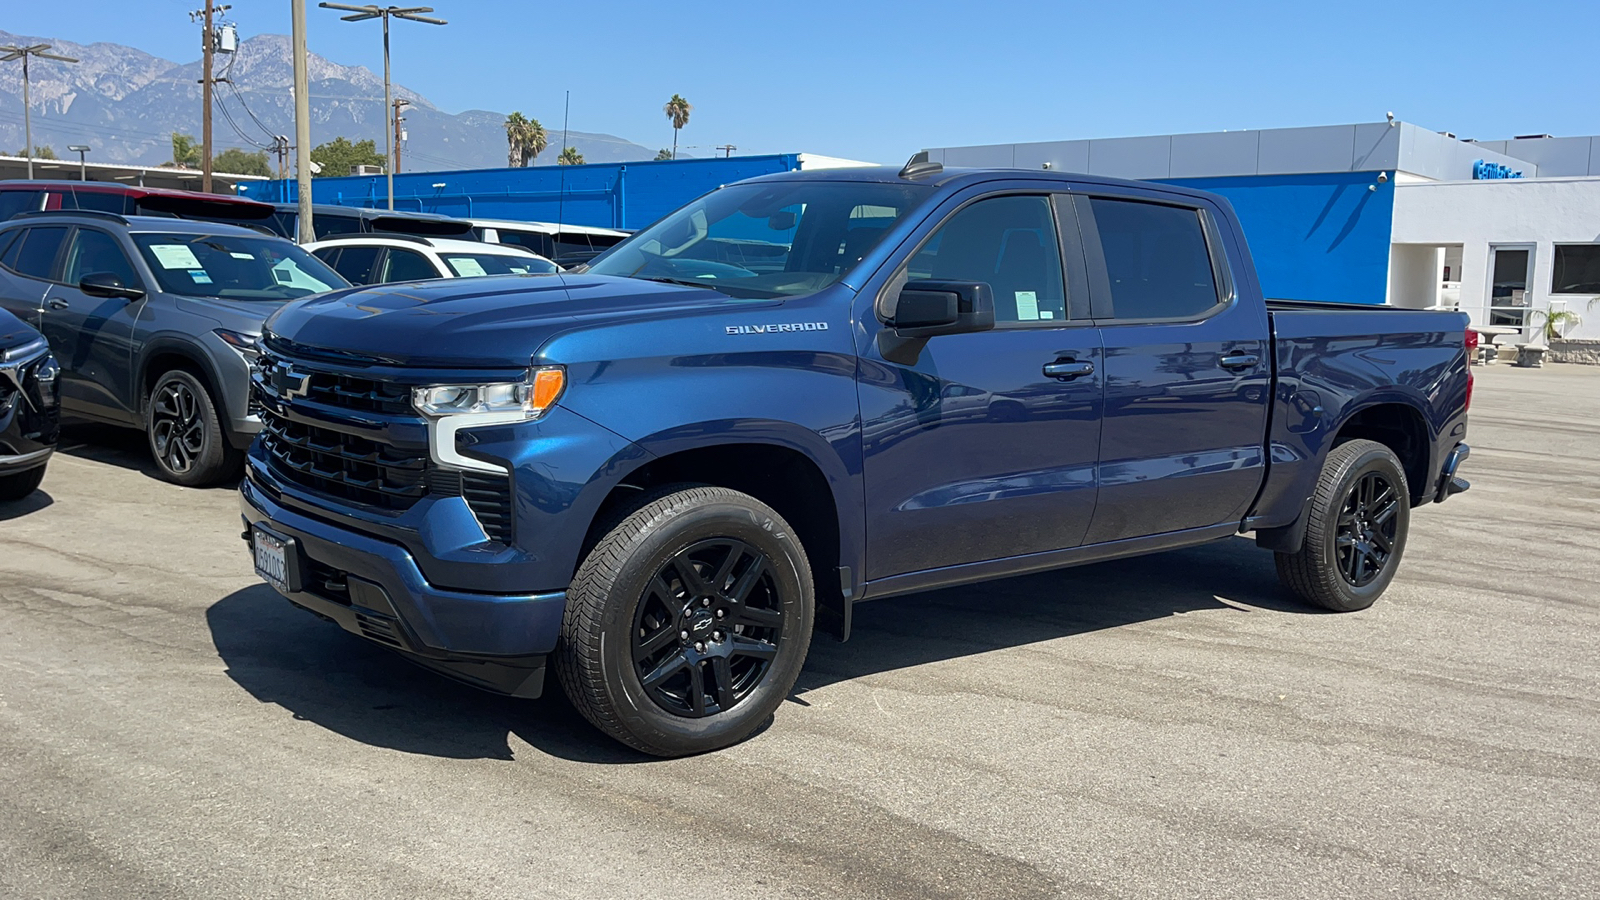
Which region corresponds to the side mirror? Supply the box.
[79,272,145,301]
[883,280,995,338]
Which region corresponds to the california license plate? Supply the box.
[251,526,295,594]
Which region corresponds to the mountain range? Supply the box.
[0,29,659,173]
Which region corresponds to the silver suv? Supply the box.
[0,211,350,485]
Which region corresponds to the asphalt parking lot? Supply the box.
[1,363,1595,900]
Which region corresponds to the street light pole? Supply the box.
[0,44,80,180]
[68,144,91,180]
[319,4,446,211]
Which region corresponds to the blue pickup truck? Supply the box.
[241,159,1472,755]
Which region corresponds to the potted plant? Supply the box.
[1535,298,1600,365]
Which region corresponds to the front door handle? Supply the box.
[1043,360,1095,381]
[48,298,70,310]
[1219,352,1260,371]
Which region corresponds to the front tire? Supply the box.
[1275,439,1410,612]
[0,464,46,502]
[146,369,240,487]
[556,485,815,756]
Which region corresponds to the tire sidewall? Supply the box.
[1317,444,1410,609]
[587,496,813,753]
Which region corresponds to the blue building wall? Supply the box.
[1158,172,1395,305]
[250,154,805,232]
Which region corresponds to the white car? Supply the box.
[466,218,628,268]
[303,235,559,286]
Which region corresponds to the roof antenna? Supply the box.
[899,150,943,180]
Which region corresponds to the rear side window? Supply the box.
[382,248,437,282]
[906,194,1067,325]
[313,214,363,239]
[1089,198,1220,320]
[0,190,44,221]
[494,230,555,258]
[65,191,134,214]
[321,245,379,285]
[64,228,140,287]
[6,226,69,280]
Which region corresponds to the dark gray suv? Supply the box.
[0,211,350,485]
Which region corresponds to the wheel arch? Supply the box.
[138,337,229,417]
[1330,400,1432,506]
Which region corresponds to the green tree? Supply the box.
[212,147,273,178]
[557,146,585,166]
[663,94,692,160]
[309,137,385,177]
[504,111,548,167]
[15,145,57,159]
[654,148,673,161]
[169,133,201,168]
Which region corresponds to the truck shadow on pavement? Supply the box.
[206,536,1314,764]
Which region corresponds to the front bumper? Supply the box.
[0,345,60,473]
[240,477,565,697]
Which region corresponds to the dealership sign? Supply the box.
[1473,159,1524,180]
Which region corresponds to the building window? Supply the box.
[1552,245,1600,295]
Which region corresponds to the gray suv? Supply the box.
[0,211,350,485]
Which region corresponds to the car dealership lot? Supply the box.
[0,365,1595,900]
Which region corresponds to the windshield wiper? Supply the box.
[638,275,726,292]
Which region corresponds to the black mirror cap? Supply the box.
[78,272,145,301]
[884,280,995,338]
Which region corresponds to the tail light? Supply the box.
[1463,328,1476,411]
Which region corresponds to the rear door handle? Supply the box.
[48,298,70,310]
[1219,352,1260,370]
[1043,360,1095,381]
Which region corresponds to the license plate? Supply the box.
[252,526,294,594]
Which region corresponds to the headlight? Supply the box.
[34,356,60,408]
[214,328,261,360]
[412,366,565,420]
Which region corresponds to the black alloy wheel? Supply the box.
[631,538,784,718]
[1335,471,1400,587]
[150,378,206,476]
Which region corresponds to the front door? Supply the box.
[39,226,147,422]
[857,191,1103,580]
[1075,192,1272,544]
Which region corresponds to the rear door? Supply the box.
[857,187,1104,580]
[40,226,148,422]
[314,244,381,285]
[1075,191,1271,544]
[379,247,443,282]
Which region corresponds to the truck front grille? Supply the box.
[258,408,429,510]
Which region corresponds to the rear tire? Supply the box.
[0,464,46,502]
[1275,439,1410,612]
[556,484,815,756]
[146,369,241,487]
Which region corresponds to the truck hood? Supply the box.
[263,273,764,368]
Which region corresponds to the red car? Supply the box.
[0,180,274,224]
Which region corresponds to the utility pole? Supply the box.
[292,0,314,243]
[274,135,290,180]
[717,144,736,158]
[320,5,447,210]
[0,44,79,180]
[392,98,410,174]
[190,2,231,193]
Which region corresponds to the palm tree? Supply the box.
[558,146,585,166]
[503,112,549,167]
[663,94,692,160]
[1532,299,1599,342]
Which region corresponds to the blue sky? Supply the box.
[6,0,1598,163]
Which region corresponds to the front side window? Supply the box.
[1552,244,1600,295]
[1090,198,1221,320]
[587,180,931,299]
[133,232,349,300]
[905,194,1067,325]
[7,226,68,281]
[64,228,140,287]
[382,248,439,282]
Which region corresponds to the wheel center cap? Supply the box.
[686,608,716,638]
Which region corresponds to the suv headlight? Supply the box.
[412,366,565,419]
[412,366,566,474]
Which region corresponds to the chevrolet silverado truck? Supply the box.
[241,158,1473,756]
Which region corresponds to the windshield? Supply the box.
[133,233,350,301]
[586,180,931,298]
[441,252,559,277]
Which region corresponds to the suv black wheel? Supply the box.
[1275,438,1410,612]
[146,369,241,487]
[0,465,46,502]
[556,485,815,756]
